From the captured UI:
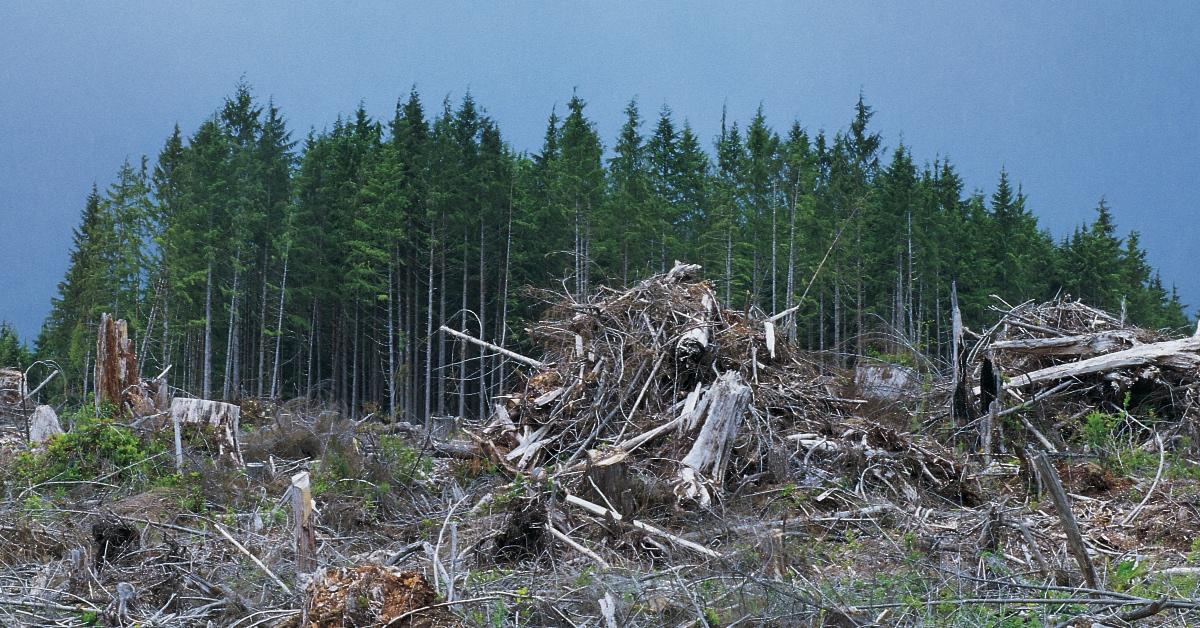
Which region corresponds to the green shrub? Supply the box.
[10,407,161,487]
[1082,410,1119,450]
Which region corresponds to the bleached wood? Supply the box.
[170,397,242,464]
[991,331,1138,356]
[1006,336,1200,390]
[1033,452,1099,589]
[676,371,751,506]
[438,325,546,369]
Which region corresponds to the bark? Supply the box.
[95,313,141,415]
[222,250,241,400]
[386,259,396,417]
[424,239,434,428]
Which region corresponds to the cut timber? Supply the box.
[438,325,546,369]
[1006,336,1200,390]
[991,331,1138,356]
[0,368,26,407]
[675,370,751,506]
[291,471,317,574]
[170,397,243,465]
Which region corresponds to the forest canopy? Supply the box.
[28,83,1190,420]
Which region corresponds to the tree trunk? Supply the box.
[424,238,434,429]
[202,261,213,400]
[223,250,241,400]
[257,263,268,398]
[386,259,396,418]
[270,250,289,400]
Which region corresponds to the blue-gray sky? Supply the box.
[2,2,1198,342]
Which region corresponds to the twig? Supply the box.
[382,595,500,626]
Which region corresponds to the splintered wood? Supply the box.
[94,313,171,418]
[675,370,751,506]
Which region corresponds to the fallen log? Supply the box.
[386,421,483,459]
[990,331,1139,356]
[1034,451,1099,589]
[1006,336,1200,390]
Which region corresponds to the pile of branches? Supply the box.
[443,263,977,536]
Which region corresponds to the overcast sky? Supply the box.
[2,2,1198,341]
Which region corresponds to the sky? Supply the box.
[1,2,1198,342]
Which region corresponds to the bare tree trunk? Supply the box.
[771,181,778,314]
[386,259,396,418]
[479,218,488,421]
[306,301,315,399]
[257,265,268,398]
[437,241,447,416]
[724,227,733,305]
[498,188,513,399]
[785,188,797,342]
[424,238,434,429]
[459,233,468,420]
[223,250,241,400]
[350,304,359,419]
[270,249,289,399]
[202,261,213,399]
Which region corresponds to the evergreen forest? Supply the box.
[27,83,1191,420]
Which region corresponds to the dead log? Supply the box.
[0,368,26,409]
[386,421,483,459]
[950,282,975,427]
[991,331,1139,356]
[675,370,751,506]
[94,314,171,418]
[1006,336,1200,390]
[1033,451,1099,588]
[437,325,546,369]
[170,397,243,465]
[95,313,140,415]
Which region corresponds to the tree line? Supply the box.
[28,83,1190,421]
